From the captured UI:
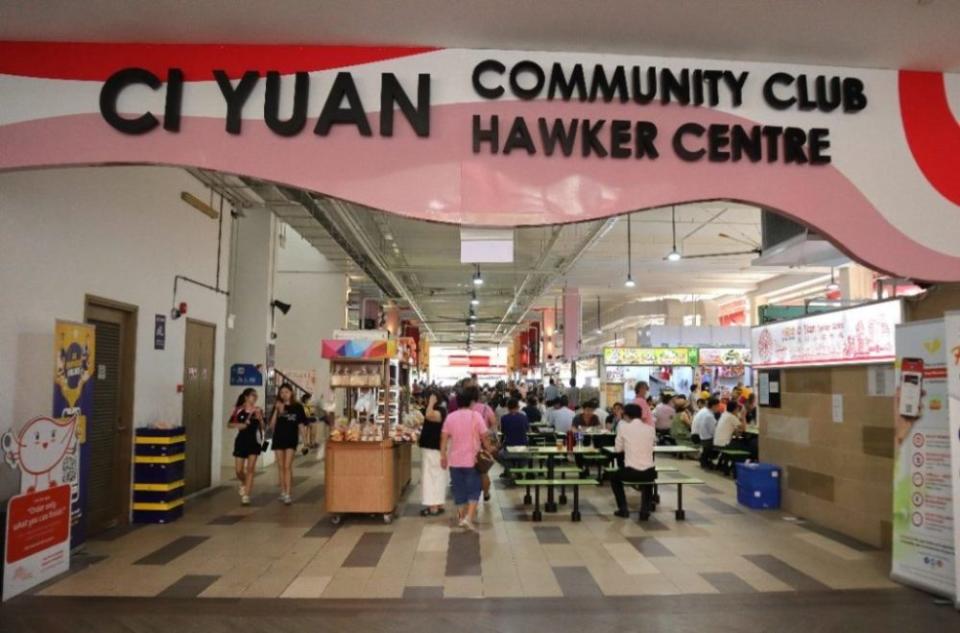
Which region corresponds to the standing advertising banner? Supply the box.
[891,320,955,599]
[52,320,95,547]
[944,312,960,610]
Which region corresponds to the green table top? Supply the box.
[603,445,699,454]
[743,426,759,435]
[512,479,599,486]
[506,445,600,455]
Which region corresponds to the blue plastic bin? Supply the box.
[735,462,781,509]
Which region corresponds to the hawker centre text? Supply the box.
[100,59,870,166]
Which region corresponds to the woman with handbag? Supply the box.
[440,386,495,531]
[228,388,264,506]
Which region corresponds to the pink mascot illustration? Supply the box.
[2,416,78,493]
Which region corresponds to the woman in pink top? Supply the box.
[441,386,495,531]
[470,394,497,502]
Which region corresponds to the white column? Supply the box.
[562,288,581,360]
[222,206,276,468]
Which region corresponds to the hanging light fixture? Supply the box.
[666,205,682,262]
[470,291,479,306]
[594,296,603,334]
[473,264,484,286]
[826,267,840,292]
[625,212,636,287]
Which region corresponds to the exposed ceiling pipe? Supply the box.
[500,216,619,342]
[493,225,564,338]
[324,197,437,340]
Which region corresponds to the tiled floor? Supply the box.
[31,451,902,601]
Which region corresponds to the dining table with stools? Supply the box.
[505,445,601,512]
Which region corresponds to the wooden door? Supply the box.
[182,319,215,494]
[85,299,136,535]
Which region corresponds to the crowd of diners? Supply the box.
[411,375,759,529]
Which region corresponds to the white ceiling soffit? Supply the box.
[2,1,960,72]
[460,228,514,264]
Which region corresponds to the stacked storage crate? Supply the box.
[133,427,186,523]
[736,462,781,509]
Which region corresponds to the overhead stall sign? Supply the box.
[603,347,698,366]
[751,300,902,368]
[0,43,959,282]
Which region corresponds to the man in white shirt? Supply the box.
[714,400,746,448]
[610,403,657,520]
[691,397,721,468]
[546,396,575,434]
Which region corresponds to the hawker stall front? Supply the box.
[697,347,752,393]
[602,347,699,403]
[321,337,417,524]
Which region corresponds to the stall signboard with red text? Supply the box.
[752,300,902,368]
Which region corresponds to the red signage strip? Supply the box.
[0,42,437,81]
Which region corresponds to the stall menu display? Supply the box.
[752,300,901,368]
[699,347,752,366]
[603,347,698,366]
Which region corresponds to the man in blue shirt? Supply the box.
[497,398,529,479]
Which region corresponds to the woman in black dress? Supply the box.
[229,388,264,506]
[269,383,304,505]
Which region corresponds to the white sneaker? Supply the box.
[283,494,292,505]
[459,518,477,532]
[241,495,250,505]
[239,485,246,497]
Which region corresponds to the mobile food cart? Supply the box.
[322,337,415,524]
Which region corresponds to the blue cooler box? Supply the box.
[736,463,781,509]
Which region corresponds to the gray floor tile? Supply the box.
[552,566,603,597]
[89,524,144,541]
[699,497,742,514]
[296,483,325,504]
[445,530,481,576]
[342,532,392,568]
[534,526,569,544]
[744,554,830,591]
[302,518,339,538]
[701,572,757,593]
[207,514,246,526]
[134,536,209,566]
[402,586,444,599]
[626,537,674,557]
[798,520,877,551]
[157,575,220,598]
[639,515,670,531]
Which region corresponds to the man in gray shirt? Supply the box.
[566,378,581,409]
[546,396,575,434]
[544,378,560,404]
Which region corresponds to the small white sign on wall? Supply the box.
[831,394,844,423]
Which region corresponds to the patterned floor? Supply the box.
[33,450,899,600]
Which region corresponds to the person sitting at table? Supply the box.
[631,381,655,426]
[605,402,624,431]
[572,400,602,475]
[572,400,601,429]
[546,395,575,434]
[497,397,530,479]
[652,392,676,444]
[691,397,722,469]
[610,403,657,520]
[714,399,757,462]
[523,395,543,424]
[670,395,692,444]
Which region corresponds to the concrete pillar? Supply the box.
[222,207,276,468]
[664,299,685,326]
[840,264,875,301]
[562,288,581,360]
[623,328,639,346]
[542,308,558,361]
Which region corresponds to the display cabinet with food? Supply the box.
[321,340,413,525]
